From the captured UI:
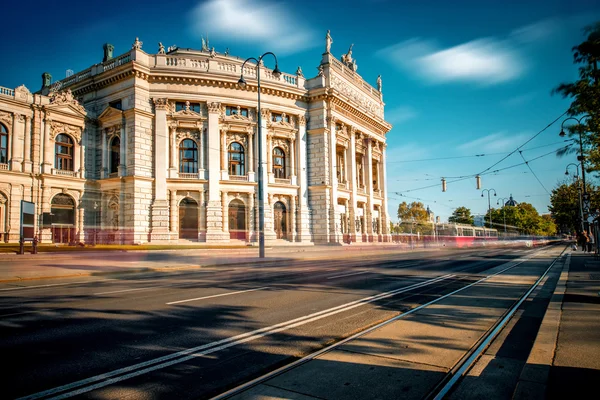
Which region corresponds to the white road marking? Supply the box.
[18,273,454,400]
[326,271,370,279]
[0,279,117,292]
[94,287,157,296]
[167,287,270,305]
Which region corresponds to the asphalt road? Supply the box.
[0,246,552,399]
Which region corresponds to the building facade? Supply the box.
[0,34,392,245]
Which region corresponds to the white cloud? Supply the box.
[501,92,536,107]
[190,0,317,55]
[510,19,558,44]
[386,106,417,126]
[378,38,524,85]
[458,132,530,153]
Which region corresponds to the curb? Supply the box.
[512,252,570,399]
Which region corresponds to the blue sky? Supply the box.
[2,0,599,224]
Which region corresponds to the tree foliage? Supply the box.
[549,179,600,234]
[553,22,600,172]
[490,202,557,236]
[397,201,429,223]
[448,206,474,225]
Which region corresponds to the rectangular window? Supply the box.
[175,102,201,113]
[225,106,248,117]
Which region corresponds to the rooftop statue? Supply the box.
[325,30,333,53]
[377,75,382,92]
[158,42,166,54]
[341,44,358,72]
[132,37,143,50]
[296,66,304,77]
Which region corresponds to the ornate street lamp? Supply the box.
[560,115,591,231]
[238,53,281,258]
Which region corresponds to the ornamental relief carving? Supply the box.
[176,128,201,141]
[208,102,222,114]
[0,111,13,127]
[51,122,82,143]
[49,89,86,114]
[271,138,289,154]
[105,124,122,136]
[153,98,169,110]
[298,115,307,126]
[330,75,383,118]
[226,132,248,148]
[227,192,250,205]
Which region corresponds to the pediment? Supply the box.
[45,102,88,121]
[172,109,203,118]
[98,106,123,121]
[267,119,296,133]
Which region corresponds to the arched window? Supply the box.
[273,147,286,179]
[179,139,198,173]
[55,134,74,171]
[0,124,7,165]
[110,137,120,174]
[228,142,245,176]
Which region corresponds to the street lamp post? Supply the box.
[481,189,497,230]
[560,115,591,232]
[497,197,509,235]
[566,163,585,234]
[238,53,281,258]
[93,202,98,246]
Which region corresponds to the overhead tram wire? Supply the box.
[519,150,551,195]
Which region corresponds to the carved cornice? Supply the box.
[208,102,221,114]
[153,98,169,110]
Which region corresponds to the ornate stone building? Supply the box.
[0,33,391,245]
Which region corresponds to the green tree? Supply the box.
[491,202,555,235]
[553,22,600,172]
[448,206,474,225]
[549,180,600,234]
[396,201,430,234]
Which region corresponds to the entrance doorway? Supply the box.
[274,201,287,239]
[179,198,198,239]
[228,200,246,240]
[51,194,75,244]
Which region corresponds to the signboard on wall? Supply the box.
[20,200,36,241]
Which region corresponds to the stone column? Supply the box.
[220,128,227,179]
[78,134,85,178]
[169,189,177,236]
[42,115,52,174]
[101,128,107,178]
[170,126,177,172]
[366,137,374,240]
[328,117,339,243]
[23,116,32,173]
[290,195,296,242]
[222,191,228,233]
[290,138,296,184]
[149,98,170,241]
[260,109,275,241]
[348,127,357,241]
[199,126,205,178]
[267,133,274,183]
[206,103,229,242]
[10,114,23,172]
[119,122,126,176]
[78,203,84,242]
[296,115,310,242]
[248,192,255,242]
[382,145,390,237]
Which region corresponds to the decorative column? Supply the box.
[42,114,53,174]
[348,127,357,241]
[328,116,340,243]
[248,192,255,242]
[169,189,177,236]
[382,144,391,238]
[290,138,296,185]
[206,102,229,241]
[290,195,297,242]
[23,116,32,173]
[296,115,310,242]
[169,125,177,178]
[10,114,23,172]
[260,109,275,241]
[366,137,374,240]
[78,201,84,242]
[101,127,107,178]
[149,98,171,241]
[78,133,85,178]
[119,122,126,177]
[221,191,228,233]
[199,125,205,179]
[220,128,228,180]
[199,190,206,240]
[247,129,255,182]
[267,133,274,183]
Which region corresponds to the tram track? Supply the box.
[211,245,566,400]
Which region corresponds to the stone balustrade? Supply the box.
[0,87,14,97]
